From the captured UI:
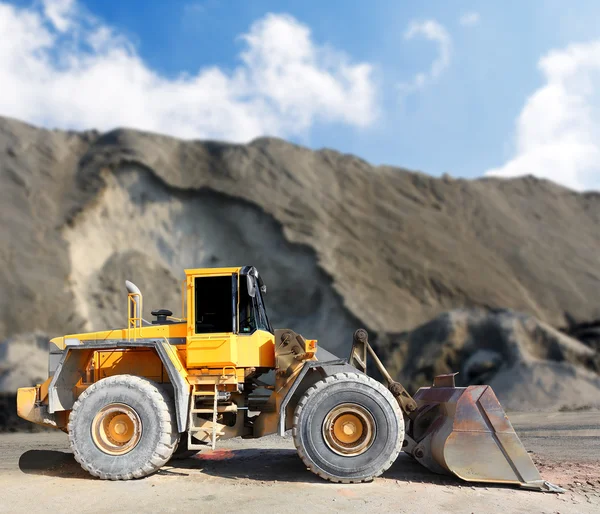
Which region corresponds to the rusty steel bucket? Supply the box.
[403,373,563,492]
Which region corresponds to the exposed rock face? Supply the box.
[0,115,599,419]
[560,317,600,352]
[384,309,600,411]
[0,332,49,395]
[0,332,50,431]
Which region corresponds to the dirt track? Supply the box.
[0,412,599,514]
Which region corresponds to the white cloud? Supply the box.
[41,0,76,32]
[398,20,451,93]
[485,41,600,191]
[459,12,480,27]
[0,2,377,142]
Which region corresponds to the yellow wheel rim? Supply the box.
[333,413,364,444]
[323,403,375,456]
[91,403,142,456]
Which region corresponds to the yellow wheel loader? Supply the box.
[17,266,559,490]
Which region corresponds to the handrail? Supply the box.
[181,279,187,320]
[127,292,142,341]
[221,365,237,378]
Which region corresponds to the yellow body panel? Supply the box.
[58,328,274,375]
[162,339,189,379]
[17,385,68,430]
[55,324,189,385]
[16,387,38,421]
[185,266,242,276]
[39,376,52,402]
[185,330,275,368]
[236,331,276,368]
[62,319,274,373]
[94,349,165,382]
[187,333,238,367]
[64,322,188,344]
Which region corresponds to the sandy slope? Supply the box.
[0,115,599,411]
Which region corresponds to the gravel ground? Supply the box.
[0,411,598,514]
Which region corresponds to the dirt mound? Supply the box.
[0,115,599,413]
[0,332,49,394]
[384,309,600,411]
[0,332,52,431]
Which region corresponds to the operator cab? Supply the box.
[192,265,272,335]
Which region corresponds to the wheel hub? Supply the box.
[323,403,375,456]
[92,403,142,455]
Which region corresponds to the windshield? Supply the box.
[255,285,273,333]
[238,274,272,334]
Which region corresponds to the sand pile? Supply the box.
[0,332,49,393]
[0,115,599,420]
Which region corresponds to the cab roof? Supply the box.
[184,266,243,276]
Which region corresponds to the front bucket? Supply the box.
[403,374,562,492]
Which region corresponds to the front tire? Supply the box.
[293,372,403,483]
[68,375,178,480]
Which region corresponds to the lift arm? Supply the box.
[348,329,417,415]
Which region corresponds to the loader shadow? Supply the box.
[385,454,525,492]
[385,453,465,486]
[18,450,90,479]
[170,448,321,483]
[18,448,515,491]
[170,449,492,489]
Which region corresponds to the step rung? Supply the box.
[189,427,225,435]
[193,391,217,396]
[191,406,237,414]
[189,425,215,431]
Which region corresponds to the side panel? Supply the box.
[236,331,275,368]
[187,334,238,367]
[95,349,164,382]
[62,323,187,347]
[47,340,190,433]
[48,349,94,414]
[185,331,276,369]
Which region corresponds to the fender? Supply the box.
[48,339,190,432]
[277,358,358,436]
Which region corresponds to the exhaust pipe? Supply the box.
[125,280,145,327]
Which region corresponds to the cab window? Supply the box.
[194,276,233,334]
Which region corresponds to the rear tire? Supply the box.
[293,372,403,483]
[68,375,178,480]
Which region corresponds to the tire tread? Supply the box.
[292,371,403,484]
[68,374,178,480]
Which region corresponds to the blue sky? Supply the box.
[2,0,600,190]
